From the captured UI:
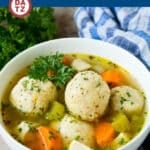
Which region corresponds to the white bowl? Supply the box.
[0,38,150,150]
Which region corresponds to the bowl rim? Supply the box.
[0,37,150,150]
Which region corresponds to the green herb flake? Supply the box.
[81,72,86,76]
[120,97,128,105]
[18,128,22,132]
[80,87,84,90]
[22,80,29,90]
[0,8,58,70]
[89,55,94,60]
[96,82,101,87]
[126,92,131,97]
[144,111,148,115]
[75,135,80,141]
[107,61,117,68]
[83,77,88,80]
[141,91,146,100]
[120,106,124,110]
[119,138,125,145]
[70,119,77,123]
[130,101,134,105]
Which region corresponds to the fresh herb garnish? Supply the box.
[28,53,76,87]
[96,82,101,87]
[0,8,57,70]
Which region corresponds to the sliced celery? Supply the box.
[45,101,65,120]
[112,112,130,132]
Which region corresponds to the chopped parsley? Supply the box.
[119,138,125,145]
[22,79,41,92]
[81,72,86,76]
[120,97,128,105]
[18,128,22,132]
[89,55,94,60]
[126,92,131,97]
[96,82,101,87]
[69,119,77,123]
[107,61,117,68]
[83,77,88,80]
[141,91,146,100]
[22,80,29,90]
[75,135,80,141]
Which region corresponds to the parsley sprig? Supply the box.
[28,53,76,87]
[0,8,57,70]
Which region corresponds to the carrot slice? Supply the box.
[101,70,123,87]
[24,130,44,150]
[62,55,73,66]
[25,126,62,150]
[38,126,62,150]
[47,70,55,77]
[95,122,116,148]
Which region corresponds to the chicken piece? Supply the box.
[71,58,91,72]
[69,140,92,150]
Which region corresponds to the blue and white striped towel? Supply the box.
[74,7,150,70]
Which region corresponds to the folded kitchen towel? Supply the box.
[74,7,150,70]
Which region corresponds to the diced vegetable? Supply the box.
[111,132,131,149]
[24,130,43,150]
[130,115,145,134]
[49,120,61,131]
[112,113,130,132]
[69,140,92,150]
[101,70,123,87]
[92,65,104,73]
[95,122,116,148]
[37,126,62,150]
[16,121,31,141]
[45,101,65,120]
[71,58,91,72]
[25,126,62,150]
[62,55,74,66]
